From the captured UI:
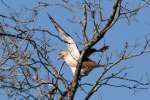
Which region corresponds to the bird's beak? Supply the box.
[57,53,62,60]
[57,56,61,60]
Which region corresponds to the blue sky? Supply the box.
[0,0,150,100]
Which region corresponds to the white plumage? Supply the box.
[49,15,106,76]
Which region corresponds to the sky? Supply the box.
[0,0,150,100]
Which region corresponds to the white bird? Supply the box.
[48,15,106,76]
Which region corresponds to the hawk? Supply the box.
[48,15,107,76]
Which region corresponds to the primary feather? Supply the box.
[49,15,106,76]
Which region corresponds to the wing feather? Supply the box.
[48,15,80,60]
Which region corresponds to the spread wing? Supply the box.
[80,48,97,58]
[48,15,80,60]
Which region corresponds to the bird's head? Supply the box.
[58,50,68,60]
